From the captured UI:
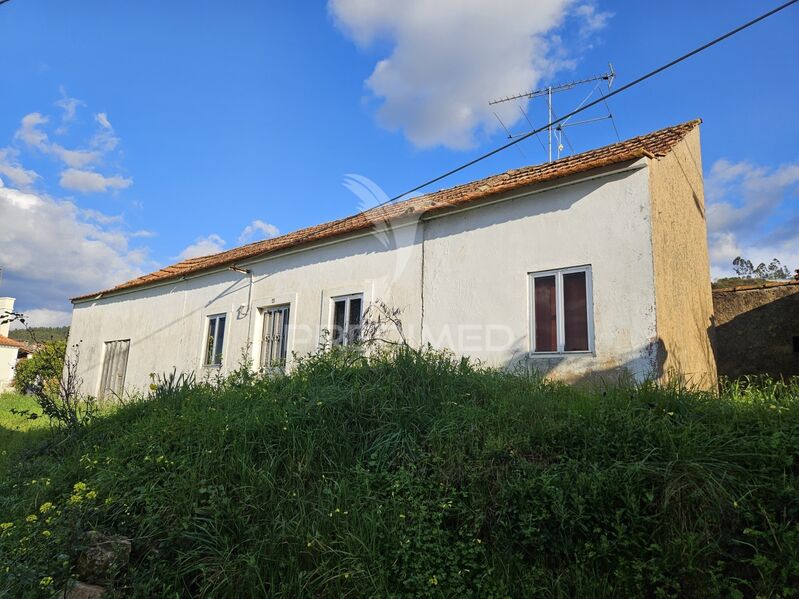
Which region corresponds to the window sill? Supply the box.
[529,351,595,357]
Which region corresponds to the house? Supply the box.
[0,297,34,392]
[67,120,717,398]
[713,279,799,379]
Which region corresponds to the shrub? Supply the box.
[13,340,66,396]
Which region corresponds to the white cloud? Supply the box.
[54,87,85,134]
[90,112,120,152]
[706,158,799,277]
[175,234,226,261]
[238,219,281,244]
[15,112,101,168]
[59,168,133,193]
[9,309,73,330]
[329,0,609,149]
[574,4,612,37]
[0,148,39,188]
[0,180,149,318]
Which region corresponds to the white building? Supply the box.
[67,120,718,398]
[0,297,33,392]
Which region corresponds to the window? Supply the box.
[530,266,593,353]
[260,305,290,369]
[331,294,363,346]
[205,314,226,366]
[99,339,130,400]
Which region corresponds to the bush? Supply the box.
[1,347,798,597]
[13,340,66,396]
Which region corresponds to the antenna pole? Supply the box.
[489,65,619,163]
[547,86,553,163]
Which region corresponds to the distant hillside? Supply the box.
[8,326,70,343]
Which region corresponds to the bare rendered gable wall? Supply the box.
[647,128,717,389]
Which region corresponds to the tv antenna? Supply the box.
[489,63,619,162]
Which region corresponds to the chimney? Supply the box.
[0,297,15,337]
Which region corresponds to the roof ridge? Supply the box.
[73,119,701,301]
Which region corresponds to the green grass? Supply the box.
[0,391,50,476]
[1,349,798,597]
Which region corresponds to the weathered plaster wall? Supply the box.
[422,163,660,384]
[647,128,717,389]
[713,284,799,379]
[0,346,17,391]
[69,162,674,396]
[69,230,424,397]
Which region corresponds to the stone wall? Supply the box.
[713,282,799,379]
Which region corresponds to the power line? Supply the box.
[269,0,796,254]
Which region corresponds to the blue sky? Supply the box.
[1,0,797,326]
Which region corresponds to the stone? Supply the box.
[62,581,106,599]
[76,531,131,583]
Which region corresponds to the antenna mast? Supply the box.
[489,63,618,162]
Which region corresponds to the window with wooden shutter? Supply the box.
[98,339,130,400]
[530,266,593,353]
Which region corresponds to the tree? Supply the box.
[732,256,791,280]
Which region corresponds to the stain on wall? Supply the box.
[713,282,799,379]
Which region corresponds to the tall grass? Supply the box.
[1,347,797,597]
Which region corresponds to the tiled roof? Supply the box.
[73,119,701,302]
[712,279,799,293]
[0,335,34,352]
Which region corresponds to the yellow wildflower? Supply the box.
[68,494,83,505]
[42,530,52,538]
[25,514,38,523]
[73,482,88,493]
[39,502,54,514]
[0,522,13,531]
[429,576,438,586]
[86,490,98,500]
[39,576,53,587]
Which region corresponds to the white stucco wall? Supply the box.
[0,346,17,391]
[68,160,661,396]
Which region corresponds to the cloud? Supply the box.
[54,87,85,134]
[0,179,149,318]
[15,112,101,168]
[329,0,609,149]
[175,234,226,261]
[59,168,133,193]
[238,220,281,244]
[705,158,799,277]
[9,309,73,330]
[90,112,120,152]
[0,148,39,188]
[574,3,612,37]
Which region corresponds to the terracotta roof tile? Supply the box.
[73,119,701,302]
[0,335,34,352]
[712,280,799,293]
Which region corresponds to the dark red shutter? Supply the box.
[534,276,557,352]
[563,272,588,351]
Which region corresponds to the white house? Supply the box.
[0,297,33,392]
[67,120,718,398]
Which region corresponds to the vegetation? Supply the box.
[0,392,50,476]
[13,340,67,396]
[8,326,70,344]
[1,348,797,597]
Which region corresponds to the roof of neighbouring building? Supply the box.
[72,119,701,302]
[0,335,34,352]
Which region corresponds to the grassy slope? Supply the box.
[1,350,798,597]
[0,392,50,476]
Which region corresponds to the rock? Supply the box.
[76,531,131,583]
[63,581,106,599]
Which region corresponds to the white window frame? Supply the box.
[330,293,364,347]
[528,265,594,355]
[204,313,227,367]
[259,304,291,370]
